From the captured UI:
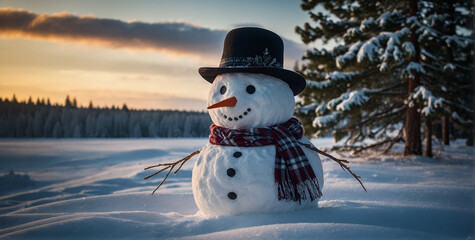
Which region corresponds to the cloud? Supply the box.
[0,8,224,57]
[0,8,305,67]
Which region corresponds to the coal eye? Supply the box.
[220,86,227,95]
[246,85,256,94]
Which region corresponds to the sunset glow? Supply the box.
[0,1,311,110]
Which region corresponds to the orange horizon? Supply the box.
[0,93,208,112]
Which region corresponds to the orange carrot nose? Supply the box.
[207,97,237,109]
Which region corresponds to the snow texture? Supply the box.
[0,138,473,239]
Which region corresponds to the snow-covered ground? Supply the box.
[0,138,473,239]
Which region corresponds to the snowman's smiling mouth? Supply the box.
[221,108,251,121]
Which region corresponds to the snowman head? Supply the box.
[199,27,306,128]
[207,73,295,129]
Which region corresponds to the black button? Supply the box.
[228,192,237,200]
[227,168,236,177]
[233,152,242,158]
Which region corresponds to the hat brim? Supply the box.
[198,67,306,96]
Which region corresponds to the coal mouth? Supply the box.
[221,108,252,122]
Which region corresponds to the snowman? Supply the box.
[145,27,364,216]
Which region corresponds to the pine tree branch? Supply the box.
[345,105,405,130]
[383,128,405,153]
[352,138,394,155]
[144,148,202,194]
[298,141,367,192]
[368,91,405,95]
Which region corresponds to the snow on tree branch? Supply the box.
[328,89,372,112]
[306,71,361,90]
[336,42,363,68]
[402,42,415,59]
[401,62,426,79]
[444,35,474,49]
[407,86,444,116]
[452,112,473,125]
[298,103,319,115]
[443,63,456,73]
[407,16,439,42]
[357,28,411,64]
[420,48,438,62]
[313,112,340,128]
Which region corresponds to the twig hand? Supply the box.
[298,141,367,192]
[144,149,202,194]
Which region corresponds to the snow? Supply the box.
[336,41,363,69]
[452,112,473,125]
[443,63,456,72]
[335,90,370,112]
[343,27,362,40]
[444,35,473,49]
[377,11,392,27]
[327,89,371,112]
[311,88,376,128]
[408,86,444,116]
[402,62,427,79]
[0,138,474,239]
[407,16,439,43]
[357,28,410,64]
[307,79,332,89]
[297,102,318,115]
[402,41,416,58]
[313,112,340,128]
[306,71,360,90]
[360,17,376,32]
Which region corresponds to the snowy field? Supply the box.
[0,138,473,239]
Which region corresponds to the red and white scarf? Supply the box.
[209,117,322,203]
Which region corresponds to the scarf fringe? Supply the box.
[277,178,322,204]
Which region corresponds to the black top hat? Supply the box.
[199,27,306,95]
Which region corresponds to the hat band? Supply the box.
[219,48,282,68]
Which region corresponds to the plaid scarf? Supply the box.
[209,117,322,203]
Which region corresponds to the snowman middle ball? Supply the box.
[192,73,324,216]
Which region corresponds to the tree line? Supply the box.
[0,95,212,138]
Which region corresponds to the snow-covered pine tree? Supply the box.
[410,0,474,155]
[295,0,473,155]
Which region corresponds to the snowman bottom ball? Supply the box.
[192,138,324,216]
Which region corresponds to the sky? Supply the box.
[0,0,324,111]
